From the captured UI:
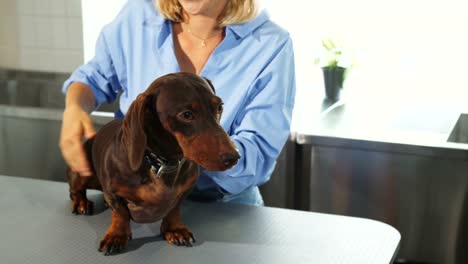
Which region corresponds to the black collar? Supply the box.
[144,148,185,177]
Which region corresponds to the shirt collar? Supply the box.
[143,11,170,48]
[143,11,166,27]
[227,10,270,39]
[143,9,270,47]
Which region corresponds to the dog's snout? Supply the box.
[220,152,240,167]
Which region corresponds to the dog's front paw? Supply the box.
[98,231,132,255]
[71,196,93,215]
[161,225,195,247]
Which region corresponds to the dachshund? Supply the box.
[66,72,240,255]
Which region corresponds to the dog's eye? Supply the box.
[217,103,224,113]
[178,111,194,121]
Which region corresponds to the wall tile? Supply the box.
[66,0,82,17]
[6,16,18,47]
[0,47,19,69]
[49,0,66,17]
[19,49,40,70]
[0,0,10,17]
[0,17,9,47]
[54,50,83,73]
[0,0,84,72]
[38,49,56,72]
[16,0,33,16]
[0,1,5,16]
[36,17,54,48]
[34,0,50,16]
[18,16,36,48]
[51,18,68,49]
[0,16,18,47]
[1,0,17,16]
[67,18,83,49]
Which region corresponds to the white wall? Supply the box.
[264,0,468,99]
[0,0,84,73]
[81,0,127,63]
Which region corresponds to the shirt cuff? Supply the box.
[62,72,112,109]
[201,140,255,194]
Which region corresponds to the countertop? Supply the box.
[0,104,113,125]
[0,175,400,264]
[290,88,468,159]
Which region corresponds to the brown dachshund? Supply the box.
[66,72,240,255]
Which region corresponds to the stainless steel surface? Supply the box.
[294,98,468,263]
[292,95,468,155]
[259,139,297,208]
[0,105,113,181]
[0,69,117,181]
[0,107,66,182]
[0,69,118,111]
[448,114,468,144]
[306,145,468,263]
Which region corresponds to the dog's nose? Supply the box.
[220,152,240,167]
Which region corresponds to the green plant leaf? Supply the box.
[322,38,335,51]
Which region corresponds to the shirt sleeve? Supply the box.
[201,37,296,194]
[62,24,121,108]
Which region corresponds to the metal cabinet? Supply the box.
[259,139,297,208]
[297,142,468,264]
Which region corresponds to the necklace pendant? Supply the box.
[201,40,207,47]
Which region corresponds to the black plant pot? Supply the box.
[322,66,346,101]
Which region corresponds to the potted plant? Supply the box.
[315,37,351,101]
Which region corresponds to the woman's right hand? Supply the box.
[59,105,96,177]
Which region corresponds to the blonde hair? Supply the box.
[155,0,257,27]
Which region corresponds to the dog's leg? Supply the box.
[99,195,132,255]
[160,202,195,247]
[67,168,94,215]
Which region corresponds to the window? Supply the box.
[264,0,468,99]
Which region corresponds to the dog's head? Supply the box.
[122,73,240,172]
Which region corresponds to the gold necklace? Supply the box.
[184,23,222,47]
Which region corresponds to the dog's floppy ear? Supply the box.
[122,92,155,171]
[202,77,216,94]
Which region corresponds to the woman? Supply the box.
[59,0,295,206]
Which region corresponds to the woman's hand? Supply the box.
[59,82,97,177]
[59,105,96,176]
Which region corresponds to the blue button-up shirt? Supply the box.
[63,0,296,194]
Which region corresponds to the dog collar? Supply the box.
[144,149,185,178]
